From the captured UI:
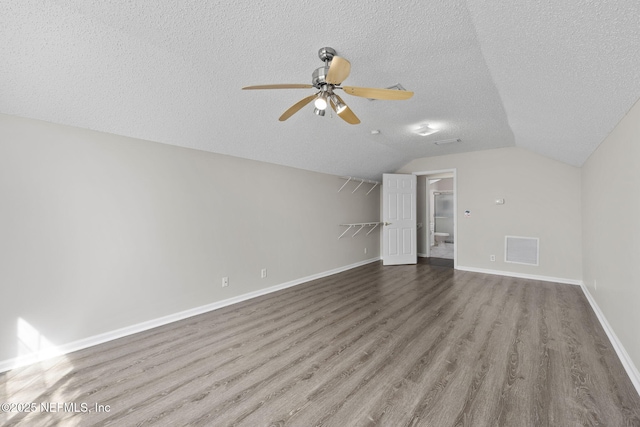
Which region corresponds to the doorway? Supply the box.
[416,170,457,267]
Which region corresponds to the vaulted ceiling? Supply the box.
[2,1,639,180]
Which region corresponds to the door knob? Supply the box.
[384,222,392,226]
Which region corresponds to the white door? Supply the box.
[382,173,417,265]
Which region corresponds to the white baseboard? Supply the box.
[0,258,380,373]
[418,253,428,258]
[7,257,637,400]
[455,265,582,286]
[580,283,640,397]
[455,265,639,396]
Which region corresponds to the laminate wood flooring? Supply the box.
[2,261,639,426]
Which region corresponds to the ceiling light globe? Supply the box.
[314,97,328,110]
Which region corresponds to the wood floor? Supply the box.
[2,260,640,426]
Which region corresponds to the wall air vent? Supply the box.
[505,236,539,266]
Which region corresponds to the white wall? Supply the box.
[582,98,640,371]
[398,147,582,282]
[0,114,380,364]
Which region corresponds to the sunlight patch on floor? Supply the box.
[0,318,76,424]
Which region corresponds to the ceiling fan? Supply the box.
[242,47,414,125]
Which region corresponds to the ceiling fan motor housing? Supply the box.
[312,66,331,88]
[314,47,340,88]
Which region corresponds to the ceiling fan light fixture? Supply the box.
[314,92,328,110]
[330,94,347,113]
[243,47,412,125]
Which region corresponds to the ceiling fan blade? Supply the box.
[242,84,314,90]
[330,94,360,125]
[326,56,351,84]
[279,94,317,121]
[341,86,414,100]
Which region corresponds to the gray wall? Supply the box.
[0,114,380,363]
[398,147,582,282]
[582,98,640,371]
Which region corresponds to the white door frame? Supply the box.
[414,169,457,268]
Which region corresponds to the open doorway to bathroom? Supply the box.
[431,186,454,258]
[416,170,456,267]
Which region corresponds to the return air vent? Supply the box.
[505,236,539,266]
[368,84,406,101]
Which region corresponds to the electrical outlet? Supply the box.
[222,276,229,287]
[261,268,267,279]
[364,247,368,254]
[490,255,496,262]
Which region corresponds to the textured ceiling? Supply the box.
[2,1,639,180]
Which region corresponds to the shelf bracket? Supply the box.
[338,176,352,193]
[366,182,379,195]
[352,179,365,193]
[366,223,379,235]
[339,222,382,239]
[352,224,365,237]
[339,176,380,195]
[338,225,354,239]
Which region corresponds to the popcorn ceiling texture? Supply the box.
[1,0,639,179]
